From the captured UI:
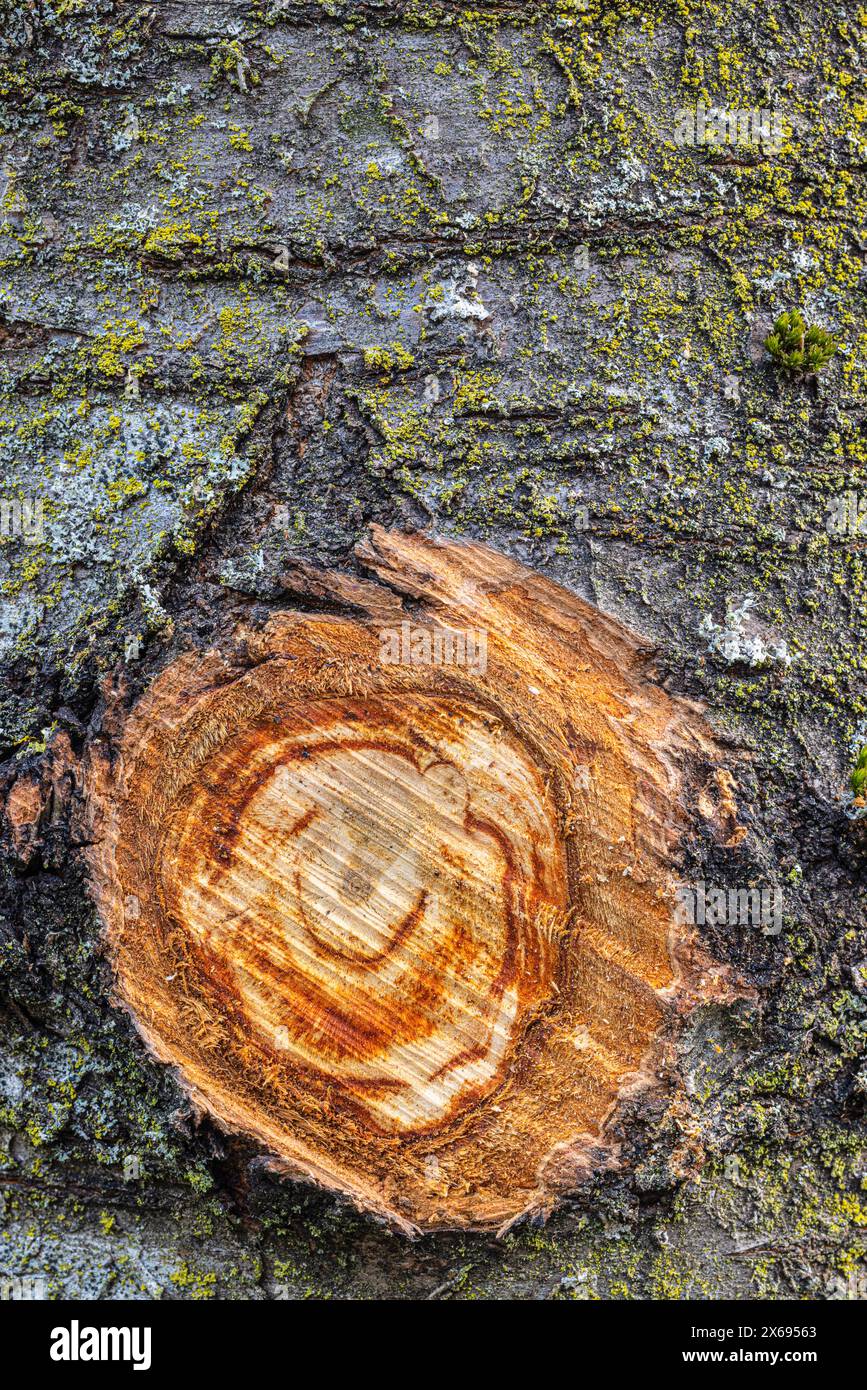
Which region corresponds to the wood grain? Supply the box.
[84,527,739,1233]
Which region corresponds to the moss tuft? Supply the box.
[765,310,838,377]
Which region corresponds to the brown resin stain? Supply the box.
[84,528,740,1234]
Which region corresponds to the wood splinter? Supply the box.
[84,527,738,1234]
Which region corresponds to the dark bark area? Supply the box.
[0,0,865,1299]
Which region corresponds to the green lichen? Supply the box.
[362,341,416,373]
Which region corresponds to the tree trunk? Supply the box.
[0,0,864,1300]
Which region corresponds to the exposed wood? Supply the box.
[84,527,740,1233]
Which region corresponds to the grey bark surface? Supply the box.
[0,0,865,1299]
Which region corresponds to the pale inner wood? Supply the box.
[166,698,565,1133]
